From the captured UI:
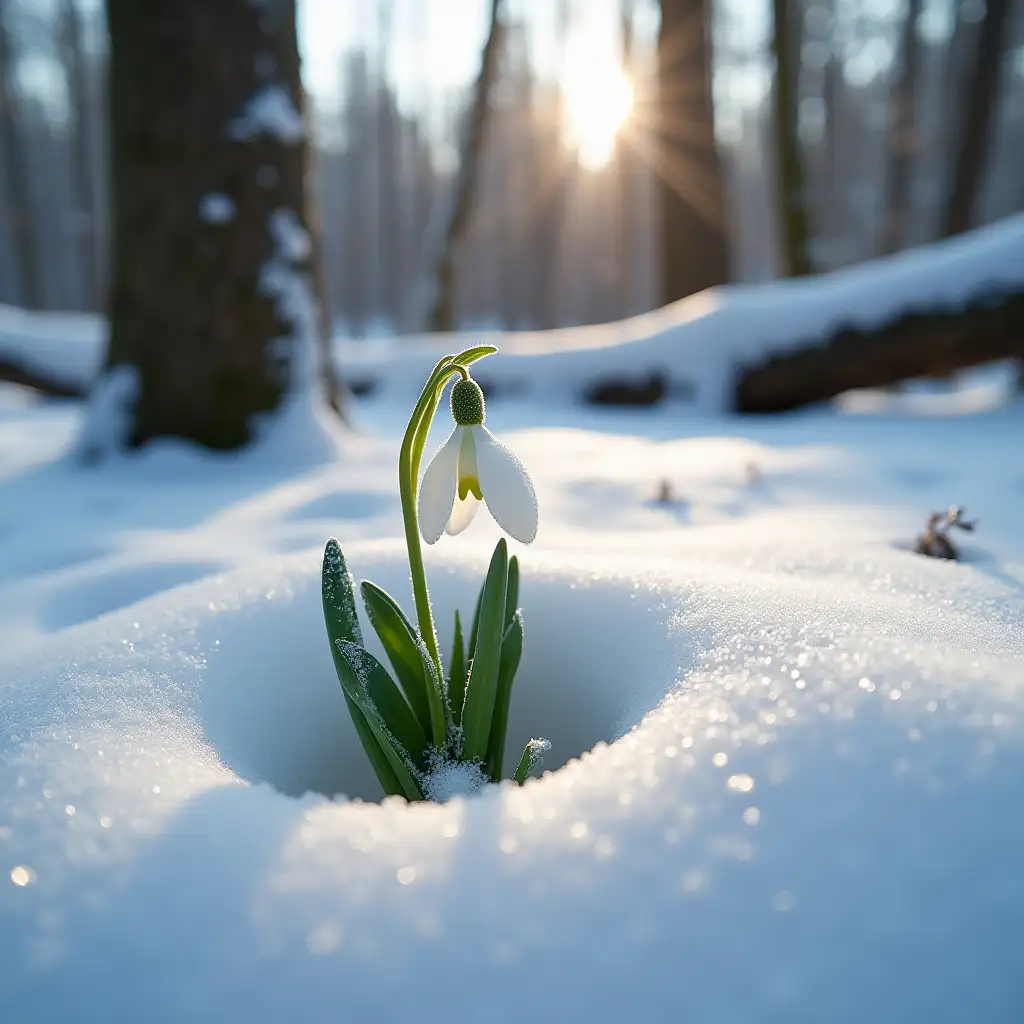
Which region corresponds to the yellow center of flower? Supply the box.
[458,474,483,501]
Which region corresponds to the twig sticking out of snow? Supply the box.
[914,505,978,560]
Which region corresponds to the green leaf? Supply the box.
[461,539,508,763]
[467,579,484,668]
[485,610,524,781]
[333,638,428,772]
[512,739,549,785]
[360,580,438,740]
[505,555,519,631]
[450,344,498,367]
[448,609,467,728]
[322,540,402,796]
[322,538,363,647]
[341,689,404,797]
[333,640,425,801]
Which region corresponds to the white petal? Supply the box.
[418,426,462,544]
[457,424,478,489]
[445,492,480,535]
[473,426,539,543]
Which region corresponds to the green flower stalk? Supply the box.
[322,347,546,801]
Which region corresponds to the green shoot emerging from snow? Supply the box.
[322,348,545,801]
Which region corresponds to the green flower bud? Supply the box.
[451,377,485,426]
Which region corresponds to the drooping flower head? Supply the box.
[418,376,538,544]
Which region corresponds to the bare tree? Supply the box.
[0,0,43,308]
[58,0,98,309]
[879,0,924,255]
[770,0,813,276]
[425,0,503,333]
[656,0,728,303]
[101,0,336,450]
[941,0,1013,237]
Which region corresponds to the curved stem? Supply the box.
[398,346,498,747]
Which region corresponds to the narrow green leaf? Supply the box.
[504,555,519,630]
[333,640,424,801]
[360,580,437,740]
[485,610,524,781]
[448,609,467,728]
[334,639,428,771]
[512,738,549,785]
[461,539,508,763]
[322,538,363,646]
[467,578,484,667]
[451,343,498,367]
[322,540,401,795]
[340,691,404,797]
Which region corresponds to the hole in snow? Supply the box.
[196,551,687,802]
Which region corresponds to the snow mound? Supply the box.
[2,539,1023,1020]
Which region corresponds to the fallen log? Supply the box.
[734,285,1024,413]
[0,356,87,399]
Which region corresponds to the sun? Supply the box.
[561,54,634,171]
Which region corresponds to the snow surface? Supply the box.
[1,224,1024,1020]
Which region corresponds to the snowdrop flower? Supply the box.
[419,377,538,544]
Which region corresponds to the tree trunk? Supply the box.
[819,0,841,253]
[770,0,813,277]
[426,0,503,333]
[734,287,1024,413]
[616,0,636,316]
[940,0,1013,238]
[103,0,334,450]
[879,0,923,255]
[657,0,729,303]
[0,0,44,309]
[58,0,99,310]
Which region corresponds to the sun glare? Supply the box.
[562,56,634,171]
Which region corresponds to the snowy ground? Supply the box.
[1,226,1024,1021]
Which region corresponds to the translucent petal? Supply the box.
[473,426,538,543]
[456,423,481,500]
[418,426,462,544]
[445,492,481,535]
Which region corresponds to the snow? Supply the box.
[1,214,1021,408]
[199,192,237,225]
[228,85,305,145]
[341,212,1024,412]
[75,363,139,460]
[1,223,1024,1019]
[252,207,342,466]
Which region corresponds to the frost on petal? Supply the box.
[474,426,539,543]
[446,493,480,535]
[418,427,462,544]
